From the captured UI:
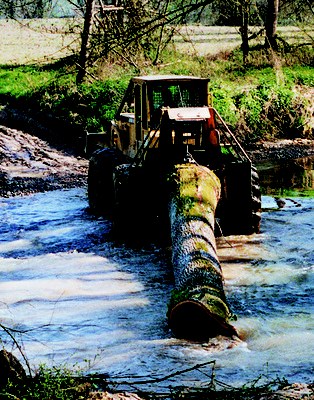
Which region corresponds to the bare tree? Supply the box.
[76,0,95,84]
[239,0,251,65]
[76,0,219,74]
[74,0,313,78]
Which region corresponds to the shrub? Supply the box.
[0,364,95,400]
[233,81,313,142]
[26,76,129,132]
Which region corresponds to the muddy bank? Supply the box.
[0,125,88,197]
[246,138,314,162]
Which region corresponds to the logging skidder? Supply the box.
[87,75,261,341]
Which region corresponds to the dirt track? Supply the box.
[0,125,88,197]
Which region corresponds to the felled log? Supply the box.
[168,163,237,342]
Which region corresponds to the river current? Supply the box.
[0,161,313,392]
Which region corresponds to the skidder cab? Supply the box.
[111,76,222,167]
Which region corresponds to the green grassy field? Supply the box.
[1,19,313,65]
[175,25,314,56]
[0,19,79,65]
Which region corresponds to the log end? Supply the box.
[169,300,238,342]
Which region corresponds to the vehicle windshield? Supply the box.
[151,82,206,113]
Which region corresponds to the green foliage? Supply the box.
[0,65,58,98]
[285,65,314,86]
[78,79,129,131]
[36,77,129,132]
[0,364,96,400]
[210,86,239,126]
[26,365,85,399]
[205,62,313,143]
[234,81,311,142]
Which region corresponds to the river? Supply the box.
[0,157,313,392]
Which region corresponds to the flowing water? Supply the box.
[0,157,313,392]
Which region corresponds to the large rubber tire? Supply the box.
[250,165,261,234]
[87,147,125,216]
[215,162,261,235]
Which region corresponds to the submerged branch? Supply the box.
[108,360,217,386]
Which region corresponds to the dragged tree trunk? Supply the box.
[168,163,237,342]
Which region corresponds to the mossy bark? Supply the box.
[168,163,237,341]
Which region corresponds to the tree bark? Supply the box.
[168,163,237,342]
[240,1,250,65]
[77,0,95,84]
[265,0,279,50]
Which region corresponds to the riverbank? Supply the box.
[246,138,314,162]
[88,383,314,400]
[1,347,312,400]
[0,124,88,198]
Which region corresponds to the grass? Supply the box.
[0,65,60,98]
[0,19,79,65]
[261,187,314,197]
[0,364,99,400]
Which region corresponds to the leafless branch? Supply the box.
[0,323,32,377]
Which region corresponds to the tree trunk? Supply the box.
[76,0,95,84]
[240,2,250,65]
[265,0,279,50]
[35,0,44,18]
[8,1,15,18]
[168,163,237,342]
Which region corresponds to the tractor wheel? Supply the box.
[87,147,126,216]
[216,163,261,236]
[250,166,261,233]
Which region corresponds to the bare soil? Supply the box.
[0,124,88,198]
[246,138,314,162]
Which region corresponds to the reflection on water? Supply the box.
[0,173,313,391]
[257,156,314,194]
